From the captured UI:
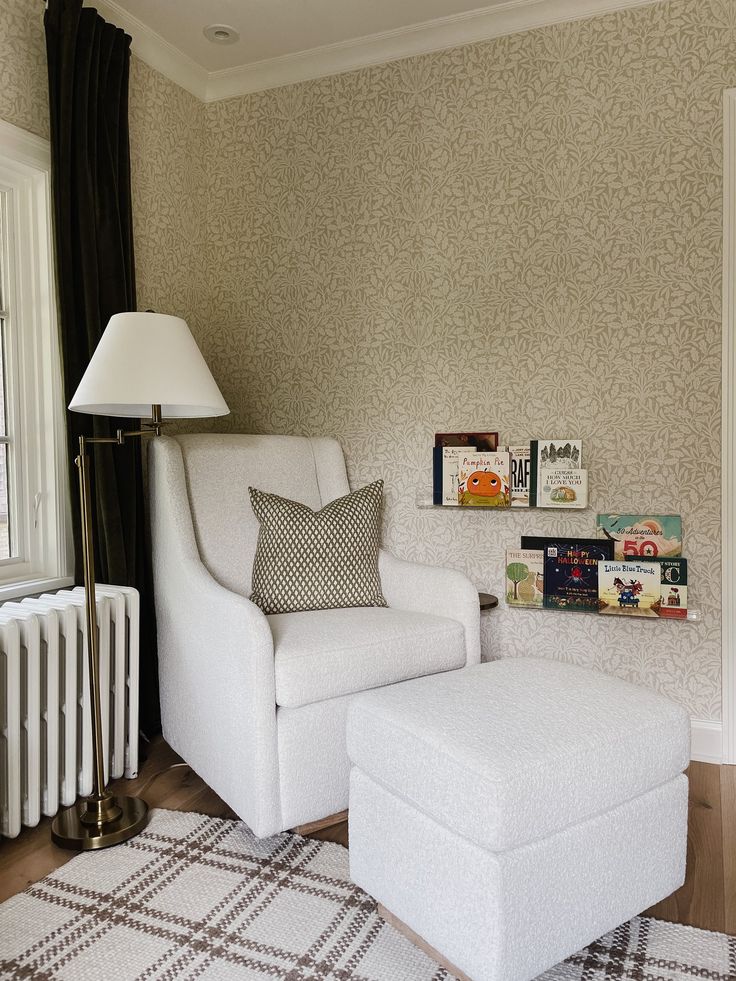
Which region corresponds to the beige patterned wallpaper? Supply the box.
[197,0,732,721]
[0,0,731,721]
[0,0,49,138]
[128,58,207,335]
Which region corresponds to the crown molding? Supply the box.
[89,0,208,100]
[91,0,663,103]
[205,0,662,100]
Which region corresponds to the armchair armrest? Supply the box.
[379,550,481,665]
[149,436,282,837]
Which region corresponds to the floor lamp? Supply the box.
[51,312,229,850]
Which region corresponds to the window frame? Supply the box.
[0,119,72,598]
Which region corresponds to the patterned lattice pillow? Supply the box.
[248,480,387,614]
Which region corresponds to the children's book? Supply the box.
[505,549,543,607]
[655,557,688,619]
[536,468,588,509]
[457,452,510,507]
[528,440,582,505]
[598,560,662,617]
[596,514,682,559]
[507,444,531,508]
[435,431,498,452]
[527,538,613,612]
[432,445,472,506]
[534,439,582,470]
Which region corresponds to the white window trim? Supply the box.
[722,88,736,765]
[0,119,72,598]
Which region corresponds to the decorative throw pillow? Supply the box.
[248,480,387,614]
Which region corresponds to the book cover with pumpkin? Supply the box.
[457,452,510,507]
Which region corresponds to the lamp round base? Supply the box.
[51,796,148,851]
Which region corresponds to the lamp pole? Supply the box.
[51,406,162,850]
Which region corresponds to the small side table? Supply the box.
[479,592,498,612]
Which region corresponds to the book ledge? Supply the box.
[504,603,703,623]
[416,498,592,511]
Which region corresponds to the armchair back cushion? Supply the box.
[176,434,350,595]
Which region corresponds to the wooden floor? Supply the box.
[0,737,733,936]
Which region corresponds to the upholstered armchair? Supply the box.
[149,434,480,837]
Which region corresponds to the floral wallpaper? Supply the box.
[196,0,733,721]
[0,0,49,138]
[0,0,732,721]
[128,57,207,335]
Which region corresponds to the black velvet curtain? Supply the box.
[45,0,159,733]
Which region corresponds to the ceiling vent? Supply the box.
[203,24,240,44]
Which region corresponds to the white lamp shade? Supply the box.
[68,312,229,418]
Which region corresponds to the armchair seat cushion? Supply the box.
[271,607,465,708]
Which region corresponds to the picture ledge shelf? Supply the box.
[416,499,592,512]
[505,604,703,623]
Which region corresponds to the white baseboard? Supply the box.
[690,719,723,764]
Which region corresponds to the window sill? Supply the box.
[0,575,75,602]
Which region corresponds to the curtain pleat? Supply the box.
[45,0,159,734]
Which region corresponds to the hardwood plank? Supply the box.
[721,764,736,935]
[0,737,236,904]
[303,819,349,848]
[293,810,348,837]
[646,762,725,932]
[0,820,69,902]
[378,903,471,981]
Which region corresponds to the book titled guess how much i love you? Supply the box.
[536,468,588,509]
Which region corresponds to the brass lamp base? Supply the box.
[51,795,149,851]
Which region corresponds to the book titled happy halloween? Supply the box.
[520,537,613,612]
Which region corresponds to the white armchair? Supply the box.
[149,434,480,837]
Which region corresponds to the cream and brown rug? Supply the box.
[0,808,733,980]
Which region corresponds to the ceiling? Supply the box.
[105,0,517,72]
[90,0,661,100]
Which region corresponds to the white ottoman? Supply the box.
[347,658,690,981]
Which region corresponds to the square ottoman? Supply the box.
[347,658,690,981]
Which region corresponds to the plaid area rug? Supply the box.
[0,809,733,981]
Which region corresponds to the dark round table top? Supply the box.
[479,591,499,611]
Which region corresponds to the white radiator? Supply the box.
[0,584,140,838]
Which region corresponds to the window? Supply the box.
[0,119,71,596]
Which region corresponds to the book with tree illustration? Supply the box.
[529,439,583,506]
[505,549,543,608]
